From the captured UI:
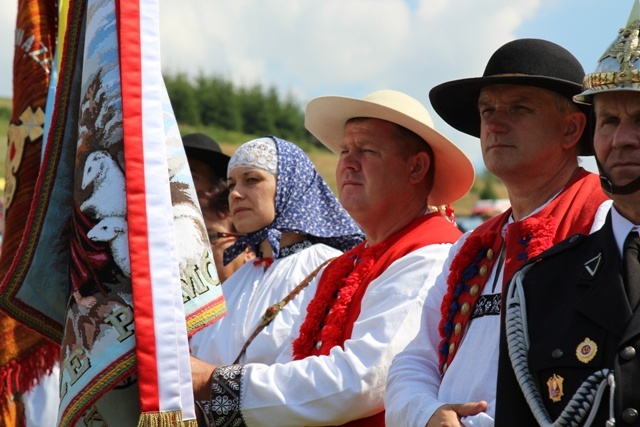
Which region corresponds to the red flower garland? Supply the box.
[293,241,388,359]
[518,216,556,260]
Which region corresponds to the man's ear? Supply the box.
[408,151,431,184]
[562,111,587,150]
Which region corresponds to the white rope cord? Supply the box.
[505,265,615,427]
[606,373,616,427]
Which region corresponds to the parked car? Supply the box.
[472,198,510,219]
[456,215,484,233]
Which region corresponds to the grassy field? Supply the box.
[0,98,505,216]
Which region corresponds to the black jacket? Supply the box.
[495,215,640,426]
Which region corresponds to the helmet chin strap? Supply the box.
[597,158,640,195]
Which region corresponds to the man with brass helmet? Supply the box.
[496,2,640,425]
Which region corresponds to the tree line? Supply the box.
[164,73,322,148]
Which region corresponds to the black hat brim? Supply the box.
[182,133,231,178]
[184,146,230,179]
[429,75,594,156]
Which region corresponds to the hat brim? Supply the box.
[429,75,594,156]
[184,146,230,179]
[305,94,475,206]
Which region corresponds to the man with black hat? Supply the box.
[183,133,253,282]
[496,3,640,425]
[385,39,610,427]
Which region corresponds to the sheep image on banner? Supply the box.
[0,0,226,425]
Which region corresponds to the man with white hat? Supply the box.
[385,39,611,427]
[190,89,474,426]
[496,3,640,425]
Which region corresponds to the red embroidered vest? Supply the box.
[293,212,462,427]
[437,169,608,374]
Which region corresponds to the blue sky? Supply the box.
[0,0,632,172]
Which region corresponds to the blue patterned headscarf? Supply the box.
[223,136,364,264]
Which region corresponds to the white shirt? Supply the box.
[190,243,342,365]
[232,243,453,427]
[385,200,612,427]
[611,205,640,257]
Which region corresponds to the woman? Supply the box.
[203,179,255,283]
[190,136,363,366]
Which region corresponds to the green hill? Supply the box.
[0,97,504,216]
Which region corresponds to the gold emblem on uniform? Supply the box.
[576,338,597,363]
[547,374,564,403]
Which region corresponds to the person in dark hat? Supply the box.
[496,3,640,425]
[385,39,611,427]
[182,133,253,282]
[182,133,230,205]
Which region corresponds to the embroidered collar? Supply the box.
[278,240,313,258]
[253,240,313,270]
[255,239,313,260]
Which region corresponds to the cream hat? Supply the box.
[304,89,474,206]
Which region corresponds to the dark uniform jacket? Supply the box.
[495,214,640,426]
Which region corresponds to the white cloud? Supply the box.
[155,0,544,170]
[158,0,539,102]
[159,1,413,98]
[0,0,605,172]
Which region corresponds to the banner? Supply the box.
[0,0,226,425]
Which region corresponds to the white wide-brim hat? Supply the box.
[305,89,475,206]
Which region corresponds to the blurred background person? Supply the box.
[183,132,253,282]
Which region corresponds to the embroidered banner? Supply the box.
[0,0,58,424]
[0,0,226,425]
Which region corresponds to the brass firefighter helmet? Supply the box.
[575,0,640,104]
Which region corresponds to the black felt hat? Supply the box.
[429,38,593,156]
[182,133,230,178]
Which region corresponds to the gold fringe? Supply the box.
[137,410,197,427]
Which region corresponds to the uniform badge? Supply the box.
[576,338,597,363]
[583,253,602,277]
[547,374,564,402]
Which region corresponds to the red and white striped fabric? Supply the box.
[120,0,198,422]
